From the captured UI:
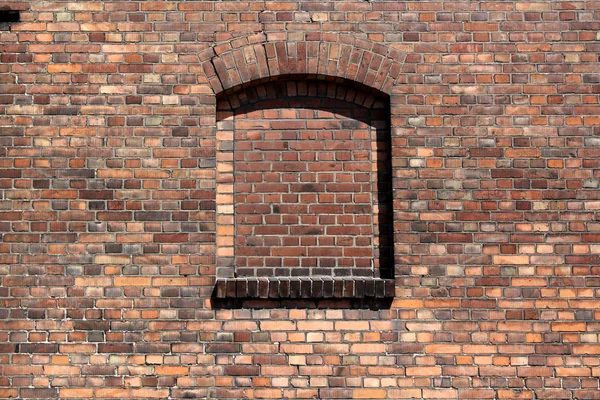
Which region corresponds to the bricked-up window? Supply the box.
[215,78,394,299]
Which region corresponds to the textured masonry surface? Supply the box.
[2,1,600,399]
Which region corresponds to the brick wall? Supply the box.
[2,1,600,399]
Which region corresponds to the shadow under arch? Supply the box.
[216,74,391,121]
[212,76,394,308]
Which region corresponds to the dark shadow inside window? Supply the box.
[0,8,20,31]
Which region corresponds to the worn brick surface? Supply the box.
[2,1,600,399]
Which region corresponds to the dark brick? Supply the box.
[19,344,58,353]
[223,365,259,376]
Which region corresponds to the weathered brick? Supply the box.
[2,3,600,400]
[19,388,57,399]
[223,365,260,376]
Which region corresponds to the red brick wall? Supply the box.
[2,1,600,399]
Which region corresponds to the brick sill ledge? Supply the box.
[214,277,394,299]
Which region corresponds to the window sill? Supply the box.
[214,277,394,299]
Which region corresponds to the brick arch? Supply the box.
[201,33,407,96]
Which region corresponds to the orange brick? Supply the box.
[154,366,189,375]
[114,276,151,286]
[406,366,442,376]
[96,388,132,398]
[355,388,387,398]
[132,388,170,398]
[551,322,586,332]
[60,388,94,398]
[425,344,461,354]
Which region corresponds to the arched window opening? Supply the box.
[215,77,394,299]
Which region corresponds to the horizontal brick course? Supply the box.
[214,277,394,299]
